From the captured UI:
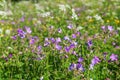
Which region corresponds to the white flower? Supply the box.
[58,4,66,12]
[40,76,43,80]
[77,26,83,31]
[7,47,12,50]
[86,16,92,20]
[90,78,93,80]
[94,14,102,21]
[117,27,120,30]
[5,29,11,35]
[40,12,50,17]
[71,9,78,20]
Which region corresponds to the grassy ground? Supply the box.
[0,0,120,80]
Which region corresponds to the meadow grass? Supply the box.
[0,0,120,80]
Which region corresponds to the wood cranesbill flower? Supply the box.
[72,34,76,38]
[110,53,118,61]
[108,25,113,31]
[25,26,32,34]
[69,63,76,70]
[67,24,73,29]
[56,37,61,43]
[78,57,84,63]
[55,44,62,50]
[87,40,92,47]
[65,46,70,53]
[29,38,35,44]
[50,38,56,43]
[17,29,26,38]
[64,36,70,41]
[76,63,84,71]
[12,35,17,40]
[90,56,100,70]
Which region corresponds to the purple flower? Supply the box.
[101,26,106,30]
[12,36,17,40]
[78,57,84,63]
[91,56,100,65]
[76,32,80,35]
[11,22,15,25]
[20,16,25,22]
[17,29,26,38]
[89,56,100,70]
[37,46,42,51]
[55,44,62,50]
[89,64,94,70]
[76,63,84,71]
[87,40,92,47]
[110,54,118,61]
[103,52,107,56]
[65,46,70,52]
[45,37,49,41]
[56,37,61,43]
[72,51,77,56]
[4,57,8,62]
[58,28,62,33]
[29,38,35,44]
[44,42,50,47]
[9,53,13,58]
[50,38,56,43]
[72,41,78,46]
[64,36,70,41]
[69,63,76,70]
[108,26,113,31]
[67,24,73,29]
[72,34,76,38]
[69,43,75,49]
[25,26,32,34]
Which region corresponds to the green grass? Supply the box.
[0,0,120,80]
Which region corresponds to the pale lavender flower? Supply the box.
[76,32,80,35]
[44,42,50,47]
[89,64,94,70]
[101,26,106,30]
[110,53,118,61]
[11,22,15,25]
[37,45,42,51]
[12,36,17,40]
[67,24,73,29]
[45,37,49,42]
[56,37,61,43]
[20,16,25,22]
[25,26,32,34]
[108,26,113,31]
[29,38,35,44]
[90,56,100,70]
[91,56,100,65]
[64,36,70,41]
[72,34,76,38]
[55,44,62,50]
[72,51,78,56]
